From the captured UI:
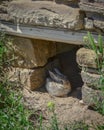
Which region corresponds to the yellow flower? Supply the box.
[83,36,88,42]
[47,101,55,111]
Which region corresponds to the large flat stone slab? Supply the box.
[8,37,56,68]
[1,1,104,44]
[0,1,83,30]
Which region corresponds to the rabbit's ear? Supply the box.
[54,68,63,76]
[54,68,67,79]
[49,70,62,83]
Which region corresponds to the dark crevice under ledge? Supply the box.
[0,21,104,45]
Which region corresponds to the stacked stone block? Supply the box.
[79,0,104,33]
[76,48,104,106]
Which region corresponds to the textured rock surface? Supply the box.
[8,37,56,68]
[86,12,104,32]
[0,1,84,30]
[82,84,104,106]
[76,48,97,69]
[8,36,75,69]
[7,58,60,90]
[84,18,94,30]
[79,0,104,32]
[7,67,46,90]
[79,0,104,14]
[81,70,101,88]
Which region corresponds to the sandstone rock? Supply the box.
[79,1,104,14]
[86,12,104,32]
[79,1,104,32]
[7,67,46,90]
[84,18,94,30]
[76,48,97,69]
[82,84,104,106]
[7,58,60,90]
[8,37,56,68]
[94,19,104,32]
[8,36,76,69]
[5,1,83,30]
[0,0,9,20]
[81,70,101,88]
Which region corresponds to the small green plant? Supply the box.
[83,32,104,116]
[47,101,59,130]
[65,121,89,130]
[83,32,104,72]
[47,103,89,130]
[29,101,104,130]
[83,32,104,90]
[91,123,104,130]
[93,95,104,115]
[0,32,7,77]
[0,87,34,130]
[95,124,104,130]
[0,33,34,130]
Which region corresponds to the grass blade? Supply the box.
[87,32,97,53]
[98,34,103,55]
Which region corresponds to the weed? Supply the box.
[0,33,34,130]
[83,32,104,72]
[47,102,59,130]
[83,32,104,90]
[83,32,104,116]
[95,124,104,130]
[65,121,89,130]
[93,96,104,115]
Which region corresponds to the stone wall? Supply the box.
[79,0,104,33]
[0,0,104,32]
[7,36,75,90]
[0,0,104,90]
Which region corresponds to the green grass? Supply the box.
[0,85,34,130]
[0,32,34,130]
[83,32,104,72]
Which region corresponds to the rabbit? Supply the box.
[45,68,71,97]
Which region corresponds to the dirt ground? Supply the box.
[23,49,104,129]
[23,86,104,129]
